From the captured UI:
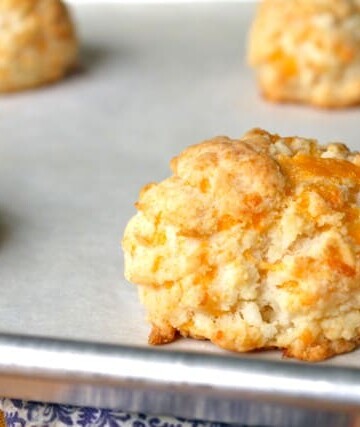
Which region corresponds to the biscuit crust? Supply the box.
[248,0,360,108]
[0,0,78,92]
[123,129,360,361]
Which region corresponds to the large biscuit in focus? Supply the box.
[123,129,360,361]
[0,0,78,92]
[248,0,360,108]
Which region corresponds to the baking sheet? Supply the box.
[1,1,360,421]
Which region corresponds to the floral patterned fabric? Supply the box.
[0,399,254,427]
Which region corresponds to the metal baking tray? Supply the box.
[1,1,360,426]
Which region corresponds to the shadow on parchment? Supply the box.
[0,42,133,96]
[69,42,131,78]
[0,210,12,249]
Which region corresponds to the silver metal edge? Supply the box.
[0,333,359,421]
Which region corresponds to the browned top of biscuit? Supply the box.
[138,134,286,238]
[136,129,360,239]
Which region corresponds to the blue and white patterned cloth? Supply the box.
[0,399,252,427]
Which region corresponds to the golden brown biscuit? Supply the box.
[122,129,360,361]
[0,0,78,92]
[248,0,360,108]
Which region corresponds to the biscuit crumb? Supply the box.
[149,325,177,345]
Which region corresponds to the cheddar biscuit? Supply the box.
[0,0,78,92]
[123,129,360,361]
[248,0,360,108]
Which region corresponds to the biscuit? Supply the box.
[248,0,360,108]
[122,129,360,361]
[0,0,78,92]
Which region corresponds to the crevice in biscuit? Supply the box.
[260,304,276,324]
